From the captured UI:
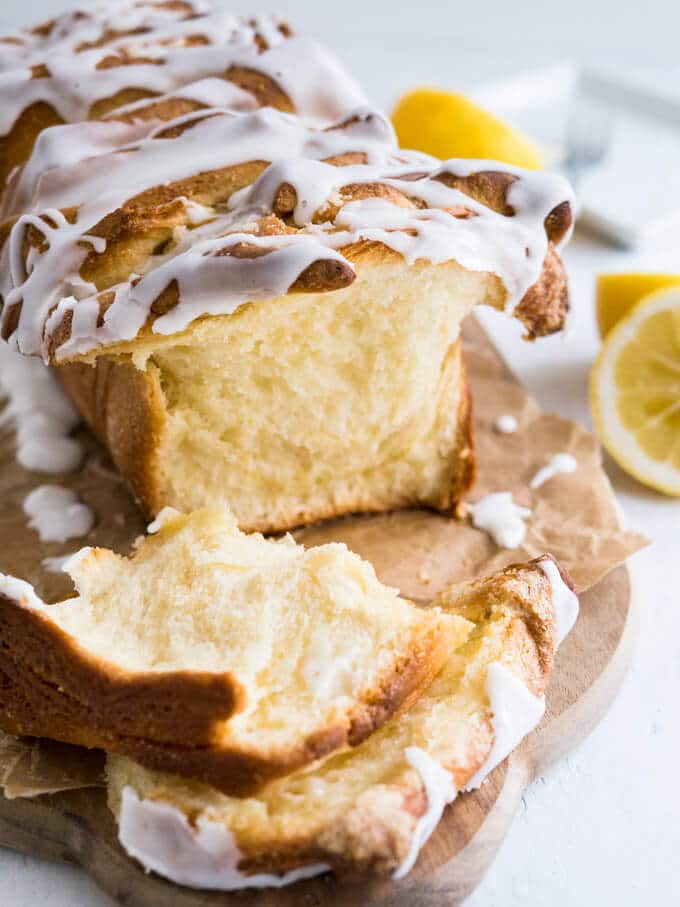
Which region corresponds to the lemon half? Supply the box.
[596,273,680,338]
[590,287,680,495]
[392,88,543,169]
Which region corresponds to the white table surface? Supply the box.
[1,1,679,905]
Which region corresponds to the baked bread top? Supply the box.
[0,98,573,365]
[106,555,578,888]
[0,1,365,189]
[0,506,465,795]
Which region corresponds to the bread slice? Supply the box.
[0,508,466,795]
[106,556,578,889]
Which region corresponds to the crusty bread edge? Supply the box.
[0,586,460,797]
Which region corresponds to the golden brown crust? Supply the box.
[0,584,455,797]
[515,243,569,339]
[0,591,243,744]
[224,65,293,112]
[56,357,166,516]
[2,117,572,357]
[432,348,476,510]
[440,555,562,692]
[0,101,64,193]
[435,168,517,216]
[544,199,574,245]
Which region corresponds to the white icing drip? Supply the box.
[494,414,518,434]
[41,553,76,573]
[0,572,45,609]
[468,492,531,549]
[530,452,578,489]
[537,557,579,645]
[0,100,573,361]
[0,2,572,362]
[147,506,180,533]
[10,106,395,218]
[61,546,94,574]
[0,0,364,134]
[23,485,94,542]
[118,786,330,891]
[464,663,546,790]
[393,747,457,880]
[0,340,83,472]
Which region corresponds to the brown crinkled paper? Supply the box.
[0,316,646,798]
[0,733,104,799]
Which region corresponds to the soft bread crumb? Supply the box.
[2,506,467,786]
[145,260,485,528]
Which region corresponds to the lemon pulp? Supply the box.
[590,287,680,494]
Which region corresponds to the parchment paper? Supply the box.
[0,316,646,798]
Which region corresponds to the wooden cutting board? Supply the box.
[0,319,638,906]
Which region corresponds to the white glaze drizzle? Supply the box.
[23,485,94,542]
[392,557,579,872]
[41,552,76,573]
[468,492,532,549]
[530,452,578,489]
[494,414,518,434]
[61,546,94,573]
[393,747,457,880]
[0,572,45,609]
[464,663,546,790]
[0,340,83,472]
[536,556,580,645]
[147,506,180,533]
[0,99,573,361]
[118,786,330,891]
[0,3,364,135]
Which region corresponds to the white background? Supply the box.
[1,1,679,905]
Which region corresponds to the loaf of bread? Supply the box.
[0,507,465,795]
[0,2,574,532]
[106,555,579,889]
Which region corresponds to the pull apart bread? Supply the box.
[0,2,574,532]
[105,553,579,889]
[0,507,466,795]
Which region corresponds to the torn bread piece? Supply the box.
[106,555,578,889]
[0,508,466,795]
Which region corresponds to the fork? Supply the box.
[562,98,612,189]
